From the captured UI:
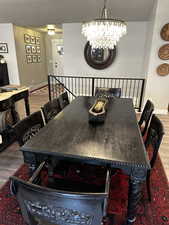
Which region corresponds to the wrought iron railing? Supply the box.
[48,75,145,111]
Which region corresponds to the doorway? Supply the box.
[51,39,64,76]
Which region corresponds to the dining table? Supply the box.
[20,96,150,225]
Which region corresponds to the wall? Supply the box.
[14,26,47,88]
[63,22,148,78]
[0,23,20,84]
[144,0,169,112]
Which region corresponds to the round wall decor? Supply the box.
[156,63,169,76]
[84,42,116,70]
[160,23,169,41]
[158,44,169,60]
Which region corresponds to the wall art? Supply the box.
[31,45,36,54]
[158,44,169,60]
[0,43,8,53]
[156,63,169,76]
[31,36,36,44]
[160,23,169,41]
[24,34,30,43]
[26,55,32,64]
[36,46,41,54]
[32,55,37,63]
[37,55,41,63]
[84,41,116,69]
[36,37,40,45]
[25,45,31,54]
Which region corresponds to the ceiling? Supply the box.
[0,0,155,27]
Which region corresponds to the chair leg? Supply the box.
[146,171,151,202]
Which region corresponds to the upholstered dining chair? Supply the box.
[12,110,44,146]
[144,114,164,201]
[95,87,121,98]
[138,100,154,137]
[41,98,61,124]
[10,161,109,225]
[58,91,70,109]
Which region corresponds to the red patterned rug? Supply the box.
[0,154,169,225]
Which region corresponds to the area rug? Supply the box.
[0,154,169,225]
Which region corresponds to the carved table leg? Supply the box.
[126,168,147,225]
[11,104,19,124]
[24,96,30,116]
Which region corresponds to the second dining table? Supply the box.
[21,96,150,225]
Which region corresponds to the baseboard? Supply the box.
[29,81,47,93]
[154,109,168,115]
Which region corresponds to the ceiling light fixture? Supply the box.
[47,25,56,35]
[82,0,127,49]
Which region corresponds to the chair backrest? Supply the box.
[13,111,44,146]
[138,100,154,136]
[95,87,121,98]
[145,114,164,169]
[41,98,61,123]
[58,91,70,109]
[10,163,108,225]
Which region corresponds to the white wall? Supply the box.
[0,23,20,84]
[144,0,169,112]
[63,22,148,78]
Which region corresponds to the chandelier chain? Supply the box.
[104,0,108,8]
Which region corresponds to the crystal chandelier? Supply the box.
[82,0,127,49]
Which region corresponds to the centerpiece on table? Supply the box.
[88,97,109,123]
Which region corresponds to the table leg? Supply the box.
[11,104,19,124]
[24,96,30,116]
[126,168,147,225]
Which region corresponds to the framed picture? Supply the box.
[0,43,8,53]
[24,34,30,43]
[31,36,36,44]
[32,55,37,63]
[36,37,40,45]
[25,45,31,54]
[37,55,41,63]
[36,46,41,54]
[31,45,36,54]
[26,55,32,64]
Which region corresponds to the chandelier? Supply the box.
[82,0,127,49]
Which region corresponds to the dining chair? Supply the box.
[58,91,70,109]
[144,114,164,201]
[10,161,109,225]
[12,110,44,146]
[95,87,121,98]
[138,100,154,136]
[41,98,61,124]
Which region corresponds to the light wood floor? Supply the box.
[0,89,168,188]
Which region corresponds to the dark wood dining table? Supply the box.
[21,96,150,225]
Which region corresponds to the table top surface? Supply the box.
[0,85,29,101]
[21,96,150,170]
